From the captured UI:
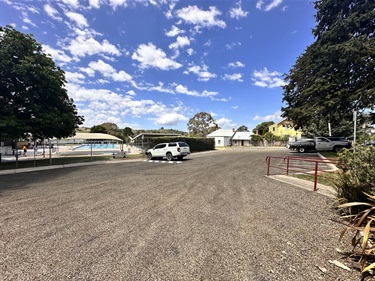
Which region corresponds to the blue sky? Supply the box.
[0,0,316,131]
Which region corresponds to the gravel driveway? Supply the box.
[0,148,361,280]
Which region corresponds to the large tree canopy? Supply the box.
[252,121,274,135]
[0,26,83,140]
[187,112,218,137]
[282,0,375,129]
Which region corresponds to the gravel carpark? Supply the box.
[0,148,362,280]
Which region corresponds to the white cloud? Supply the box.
[256,0,283,11]
[62,0,79,8]
[228,61,245,68]
[186,48,194,56]
[175,85,218,98]
[66,83,175,126]
[133,81,175,94]
[265,0,283,11]
[65,11,89,28]
[42,44,72,63]
[169,36,190,49]
[108,0,128,10]
[183,64,217,82]
[89,0,100,9]
[65,71,85,84]
[256,0,264,10]
[222,73,243,82]
[44,4,62,21]
[166,25,185,37]
[88,60,132,81]
[132,43,182,70]
[229,2,249,19]
[155,113,188,126]
[225,42,241,50]
[65,35,120,57]
[252,111,282,122]
[251,67,286,88]
[216,117,236,129]
[175,6,226,30]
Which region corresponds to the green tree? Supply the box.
[90,125,107,134]
[0,26,83,141]
[187,112,218,137]
[282,0,375,129]
[252,121,274,135]
[122,127,133,137]
[236,125,249,132]
[100,122,119,135]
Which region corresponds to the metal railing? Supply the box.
[266,155,338,191]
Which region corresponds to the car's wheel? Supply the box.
[333,146,343,153]
[177,156,183,160]
[298,147,305,153]
[166,152,173,161]
[146,153,152,160]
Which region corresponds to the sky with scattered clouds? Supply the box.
[0,0,316,131]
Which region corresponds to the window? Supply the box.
[272,127,275,132]
[154,144,166,149]
[168,143,177,147]
[218,140,221,145]
[178,142,189,147]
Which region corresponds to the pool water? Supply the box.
[73,144,118,150]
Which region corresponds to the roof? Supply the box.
[206,129,234,138]
[130,133,182,141]
[232,132,253,140]
[69,133,122,141]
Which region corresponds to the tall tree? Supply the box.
[252,121,275,135]
[282,0,375,129]
[90,125,107,134]
[236,125,249,132]
[0,26,83,141]
[122,127,133,137]
[100,122,119,135]
[187,112,218,137]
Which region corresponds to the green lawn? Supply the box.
[291,173,337,187]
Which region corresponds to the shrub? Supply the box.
[334,144,375,204]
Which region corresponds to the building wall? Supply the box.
[232,140,251,146]
[214,136,231,147]
[269,121,302,139]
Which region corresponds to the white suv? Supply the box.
[146,142,190,161]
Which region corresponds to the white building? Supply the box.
[206,129,235,147]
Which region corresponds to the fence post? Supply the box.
[266,156,270,176]
[313,162,318,191]
[286,157,290,176]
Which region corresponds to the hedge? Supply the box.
[146,137,215,153]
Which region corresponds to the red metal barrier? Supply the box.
[266,155,338,191]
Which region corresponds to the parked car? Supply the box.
[287,136,351,153]
[146,142,190,161]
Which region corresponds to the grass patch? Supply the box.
[319,151,339,160]
[0,153,143,170]
[290,172,337,187]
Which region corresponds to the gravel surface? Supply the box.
[0,148,362,280]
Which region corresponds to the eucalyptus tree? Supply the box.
[187,112,218,137]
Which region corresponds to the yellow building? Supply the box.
[268,119,303,140]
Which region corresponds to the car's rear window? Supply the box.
[178,142,189,147]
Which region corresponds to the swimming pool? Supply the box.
[72,144,119,150]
